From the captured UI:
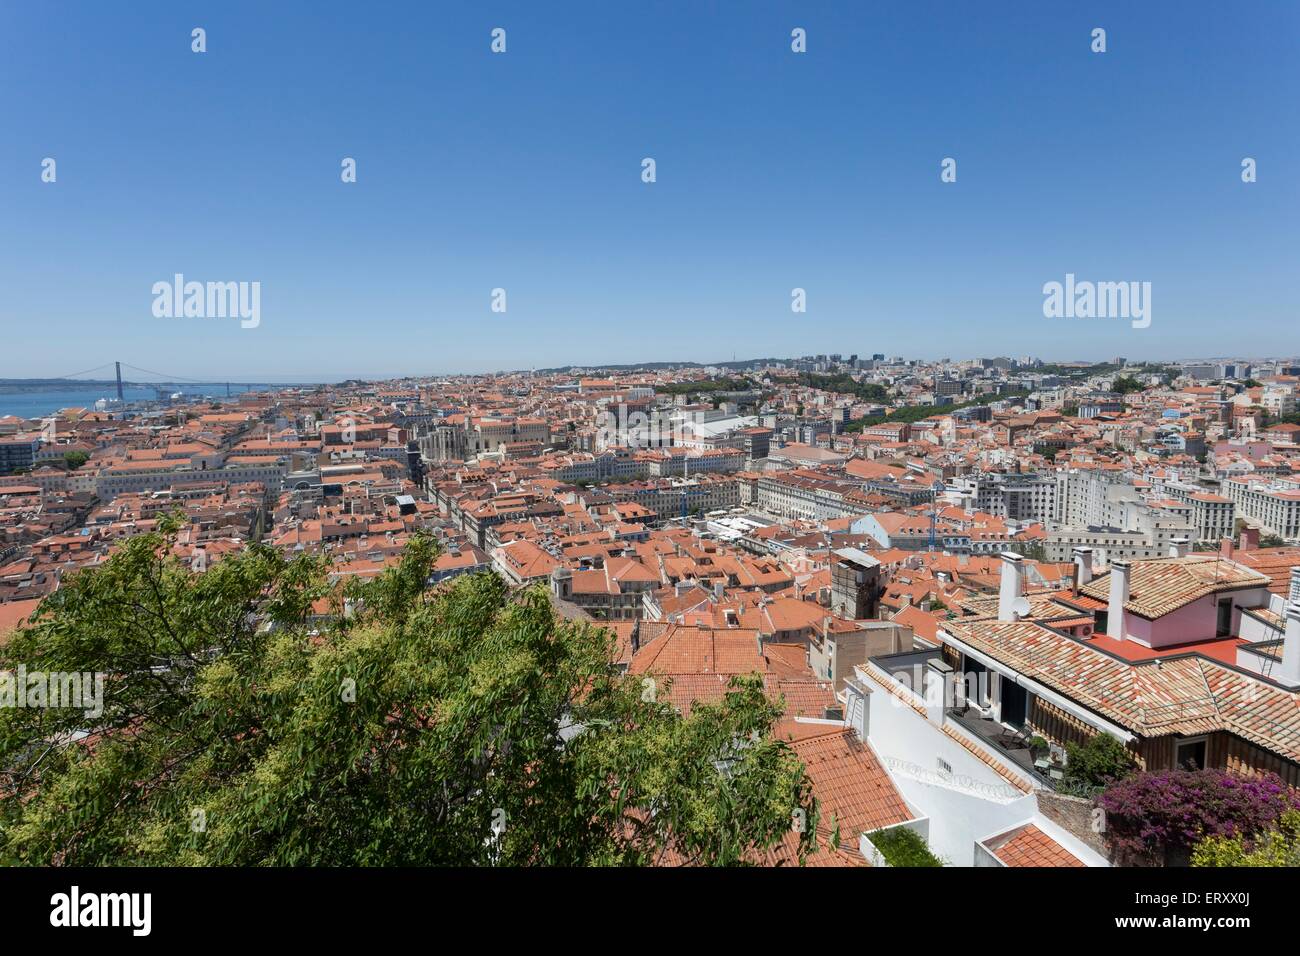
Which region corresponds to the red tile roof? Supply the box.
[986,824,1084,867]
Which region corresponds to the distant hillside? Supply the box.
[532,358,788,374]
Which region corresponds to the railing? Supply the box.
[946,709,1059,790]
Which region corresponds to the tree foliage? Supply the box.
[1193,809,1300,867]
[1060,733,1137,795]
[842,391,1029,433]
[1109,375,1145,395]
[655,377,754,397]
[786,372,890,404]
[62,450,89,471]
[866,826,942,867]
[0,523,817,866]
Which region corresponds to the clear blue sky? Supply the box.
[1,1,1296,380]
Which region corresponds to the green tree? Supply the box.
[1110,376,1144,395]
[1060,732,1137,795]
[1193,809,1300,867]
[62,450,89,471]
[0,522,816,866]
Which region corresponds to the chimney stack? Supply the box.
[844,680,870,741]
[1240,527,1260,552]
[1279,582,1300,686]
[1072,546,1094,586]
[1220,537,1234,560]
[1169,537,1191,559]
[998,551,1024,623]
[1107,560,1132,641]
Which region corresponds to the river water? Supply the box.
[0,384,279,420]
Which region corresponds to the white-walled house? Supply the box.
[842,654,1109,867]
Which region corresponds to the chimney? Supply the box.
[1220,536,1234,560]
[844,679,870,741]
[997,551,1024,622]
[1072,546,1094,587]
[923,658,953,724]
[1107,560,1131,641]
[1168,537,1191,558]
[1279,598,1300,689]
[1240,527,1260,552]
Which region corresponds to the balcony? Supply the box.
[946,707,1061,789]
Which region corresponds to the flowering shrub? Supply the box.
[1098,769,1297,866]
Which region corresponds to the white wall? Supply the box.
[858,665,1108,866]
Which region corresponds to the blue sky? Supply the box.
[1,1,1296,380]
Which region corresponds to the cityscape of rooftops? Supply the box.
[0,0,1296,928]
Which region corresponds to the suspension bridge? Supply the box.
[10,362,310,398]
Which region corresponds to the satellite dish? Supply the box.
[1012,597,1032,618]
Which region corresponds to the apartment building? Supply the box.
[95,457,291,499]
[1043,519,1197,562]
[752,471,861,521]
[0,435,41,475]
[1052,468,1134,528]
[1047,468,1199,561]
[1261,383,1297,417]
[648,448,744,478]
[1222,476,1300,542]
[1157,486,1235,543]
[551,557,661,621]
[608,475,740,522]
[543,449,645,483]
[963,473,1057,523]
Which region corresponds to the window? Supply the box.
[1216,598,1233,637]
[1175,736,1207,770]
